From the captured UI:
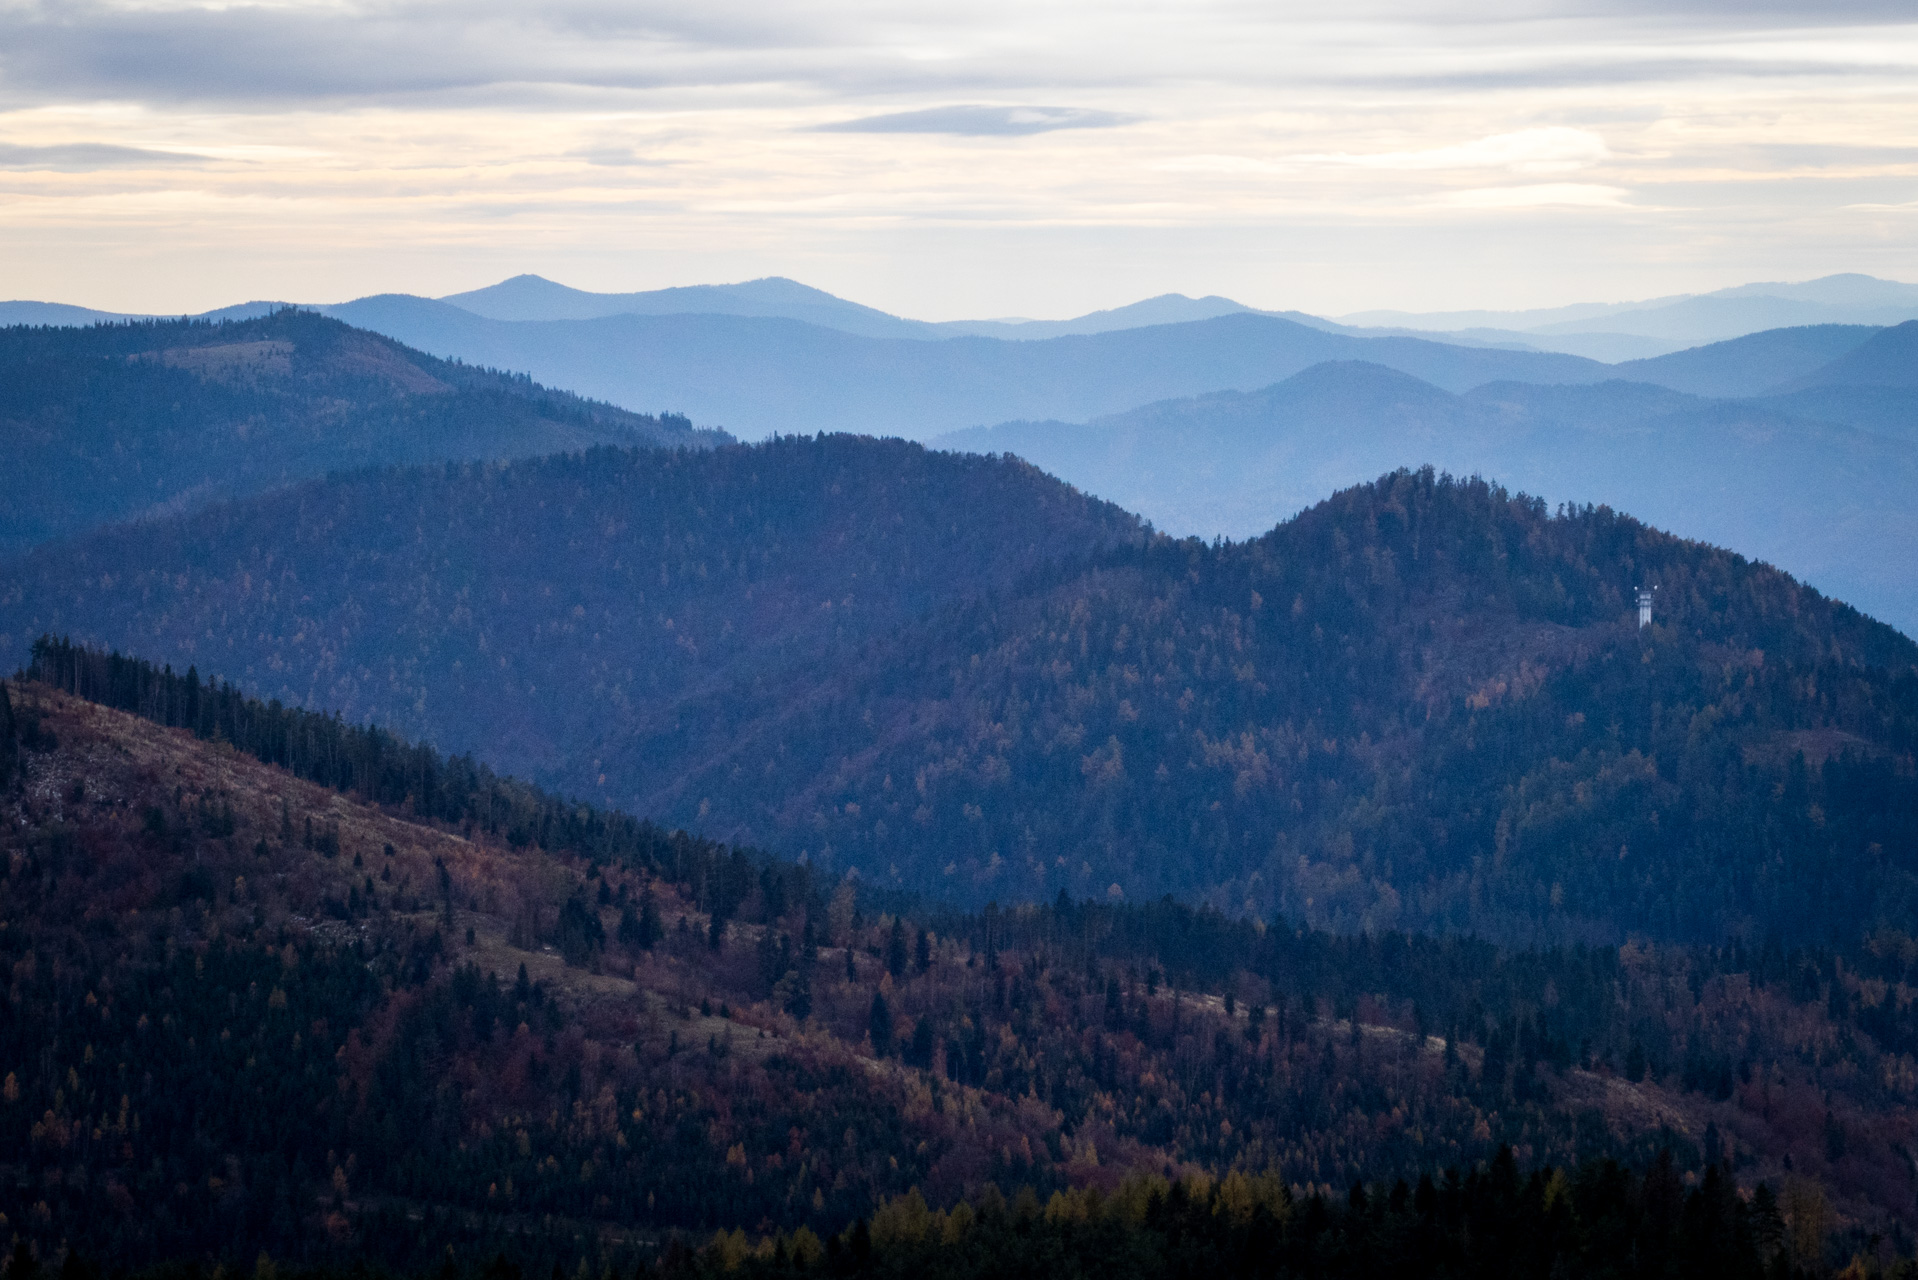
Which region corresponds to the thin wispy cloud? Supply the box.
[0,141,211,170]
[816,106,1137,136]
[1298,128,1611,175]
[1434,183,1632,209]
[0,0,1909,315]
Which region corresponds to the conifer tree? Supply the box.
[868,991,893,1057]
[886,918,908,978]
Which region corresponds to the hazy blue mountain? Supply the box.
[1759,386,1918,444]
[0,309,720,553]
[1743,323,1918,442]
[0,300,132,325]
[933,360,1918,635]
[1340,274,1918,346]
[1713,273,1918,307]
[0,299,297,327]
[1528,293,1918,343]
[936,293,1261,338]
[309,303,1612,438]
[439,273,943,339]
[441,275,1314,342]
[1612,324,1881,398]
[1404,329,1680,362]
[972,305,1598,354]
[316,297,1904,440]
[1339,297,1676,331]
[437,276,1560,349]
[1779,319,1918,390]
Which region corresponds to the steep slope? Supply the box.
[4,454,1911,946]
[0,309,721,553]
[312,303,1615,439]
[0,436,1147,779]
[936,362,1918,636]
[1778,320,1918,391]
[0,675,1037,1267]
[628,470,1918,943]
[1745,322,1918,444]
[1612,324,1880,398]
[16,668,1918,1271]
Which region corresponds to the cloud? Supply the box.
[1434,183,1630,208]
[0,142,211,171]
[0,0,1911,318]
[0,0,1909,110]
[815,105,1138,136]
[1301,128,1611,175]
[567,147,675,168]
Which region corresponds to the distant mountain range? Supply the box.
[198,293,1899,446]
[3,302,1912,635]
[404,269,1918,357]
[934,329,1918,635]
[1342,272,1918,358]
[9,269,1916,367]
[307,300,1625,439]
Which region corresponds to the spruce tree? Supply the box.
[886,918,908,978]
[868,991,893,1057]
[639,887,663,950]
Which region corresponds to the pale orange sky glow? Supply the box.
[0,0,1914,316]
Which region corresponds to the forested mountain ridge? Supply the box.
[4,446,1912,945]
[933,359,1918,635]
[12,660,1918,1277]
[0,436,1148,775]
[0,309,722,553]
[638,467,1918,942]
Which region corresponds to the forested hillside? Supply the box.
[0,310,721,552]
[0,435,1146,789]
[4,448,1912,945]
[641,467,1918,943]
[934,361,1918,634]
[10,659,1918,1278]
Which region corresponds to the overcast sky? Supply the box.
[0,0,1914,317]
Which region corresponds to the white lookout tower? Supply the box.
[1637,585,1657,629]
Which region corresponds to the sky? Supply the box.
[0,0,1915,319]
